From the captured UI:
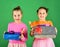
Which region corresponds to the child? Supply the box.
[30,7,55,47]
[8,6,28,47]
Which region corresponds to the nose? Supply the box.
[41,14,43,17]
[16,15,19,19]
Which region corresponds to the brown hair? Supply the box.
[13,6,22,14]
[37,7,48,13]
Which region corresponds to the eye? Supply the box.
[18,14,20,16]
[39,13,41,14]
[14,15,16,17]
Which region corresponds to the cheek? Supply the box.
[38,15,40,18]
[19,15,22,19]
[38,14,41,17]
[20,15,22,18]
[13,15,17,20]
[44,14,47,17]
[13,17,16,20]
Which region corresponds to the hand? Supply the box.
[29,21,33,28]
[20,34,24,40]
[29,21,31,25]
[21,28,25,34]
[30,28,34,36]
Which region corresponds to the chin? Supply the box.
[40,19,45,20]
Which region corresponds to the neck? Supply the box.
[39,19,46,21]
[15,20,22,24]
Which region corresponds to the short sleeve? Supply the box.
[48,21,53,26]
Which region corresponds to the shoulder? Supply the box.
[47,20,53,26]
[21,22,28,30]
[47,20,53,23]
[21,22,27,27]
[30,20,38,27]
[8,22,14,26]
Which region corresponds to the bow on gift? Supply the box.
[34,27,42,34]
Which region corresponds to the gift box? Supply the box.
[33,25,57,38]
[4,31,21,40]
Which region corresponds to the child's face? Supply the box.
[13,10,22,21]
[38,9,47,20]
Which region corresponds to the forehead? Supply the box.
[13,10,21,14]
[38,9,46,12]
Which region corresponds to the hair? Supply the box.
[37,7,48,13]
[13,6,22,14]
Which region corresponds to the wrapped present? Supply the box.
[33,25,57,38]
[4,31,21,40]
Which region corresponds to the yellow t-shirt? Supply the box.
[30,20,53,28]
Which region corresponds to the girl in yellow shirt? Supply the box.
[30,7,55,47]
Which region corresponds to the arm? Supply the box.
[29,21,35,36]
[30,28,34,36]
[7,23,11,32]
[49,21,53,26]
[20,26,28,42]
